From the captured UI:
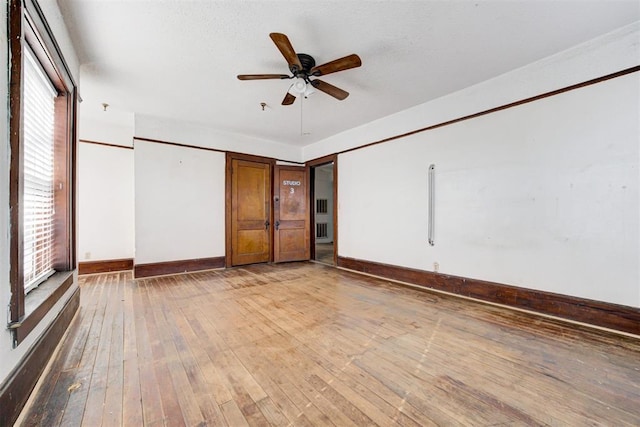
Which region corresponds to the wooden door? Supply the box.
[231,159,271,266]
[274,166,310,263]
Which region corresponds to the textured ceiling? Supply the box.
[57,0,639,146]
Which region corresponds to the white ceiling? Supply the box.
[57,0,639,147]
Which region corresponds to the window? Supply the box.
[9,0,77,345]
[316,223,328,238]
[316,198,328,214]
[23,47,57,292]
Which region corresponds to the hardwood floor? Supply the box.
[19,262,640,426]
[314,243,334,265]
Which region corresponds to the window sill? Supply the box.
[10,270,75,346]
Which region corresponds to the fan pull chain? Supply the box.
[300,96,304,136]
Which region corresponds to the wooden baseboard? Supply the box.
[0,287,80,426]
[78,258,134,275]
[337,256,640,336]
[134,256,225,278]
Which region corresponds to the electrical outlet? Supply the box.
[433,262,439,273]
[85,252,91,260]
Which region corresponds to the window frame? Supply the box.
[8,0,77,346]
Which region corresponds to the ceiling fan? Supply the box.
[237,33,362,106]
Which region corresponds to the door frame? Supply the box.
[225,152,275,267]
[307,154,338,265]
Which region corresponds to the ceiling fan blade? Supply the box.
[270,33,303,70]
[311,80,349,100]
[237,74,290,80]
[282,92,296,105]
[310,54,361,76]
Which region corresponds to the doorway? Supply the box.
[310,159,337,265]
[226,153,311,267]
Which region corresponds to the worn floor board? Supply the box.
[19,262,640,426]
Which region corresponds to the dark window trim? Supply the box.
[8,0,77,346]
[10,271,75,343]
[9,0,25,325]
[23,0,77,90]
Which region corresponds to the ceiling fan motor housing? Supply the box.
[291,53,316,79]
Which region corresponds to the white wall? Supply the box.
[88,22,638,312]
[80,106,135,148]
[134,140,226,264]
[78,143,135,261]
[1,1,81,386]
[38,0,80,82]
[79,108,235,267]
[303,22,640,161]
[132,115,290,267]
[311,22,640,309]
[77,105,135,263]
[339,71,639,308]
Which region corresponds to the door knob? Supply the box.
[265,220,270,229]
[275,220,280,230]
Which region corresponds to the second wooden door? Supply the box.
[274,166,310,263]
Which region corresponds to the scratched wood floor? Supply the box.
[19,262,640,426]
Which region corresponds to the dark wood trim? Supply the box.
[8,0,78,341]
[337,257,640,336]
[304,66,639,159]
[225,154,232,267]
[270,161,275,263]
[0,287,80,427]
[134,257,225,278]
[78,258,134,275]
[307,155,338,264]
[276,160,306,166]
[133,137,305,165]
[227,150,303,165]
[134,136,226,153]
[52,89,72,272]
[306,154,337,168]
[23,0,76,89]
[9,0,25,323]
[309,167,316,260]
[79,139,134,150]
[332,157,338,265]
[69,89,78,269]
[226,151,277,164]
[15,272,75,344]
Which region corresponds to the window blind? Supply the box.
[23,47,57,291]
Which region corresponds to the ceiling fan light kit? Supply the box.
[237,32,362,106]
[288,78,315,98]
